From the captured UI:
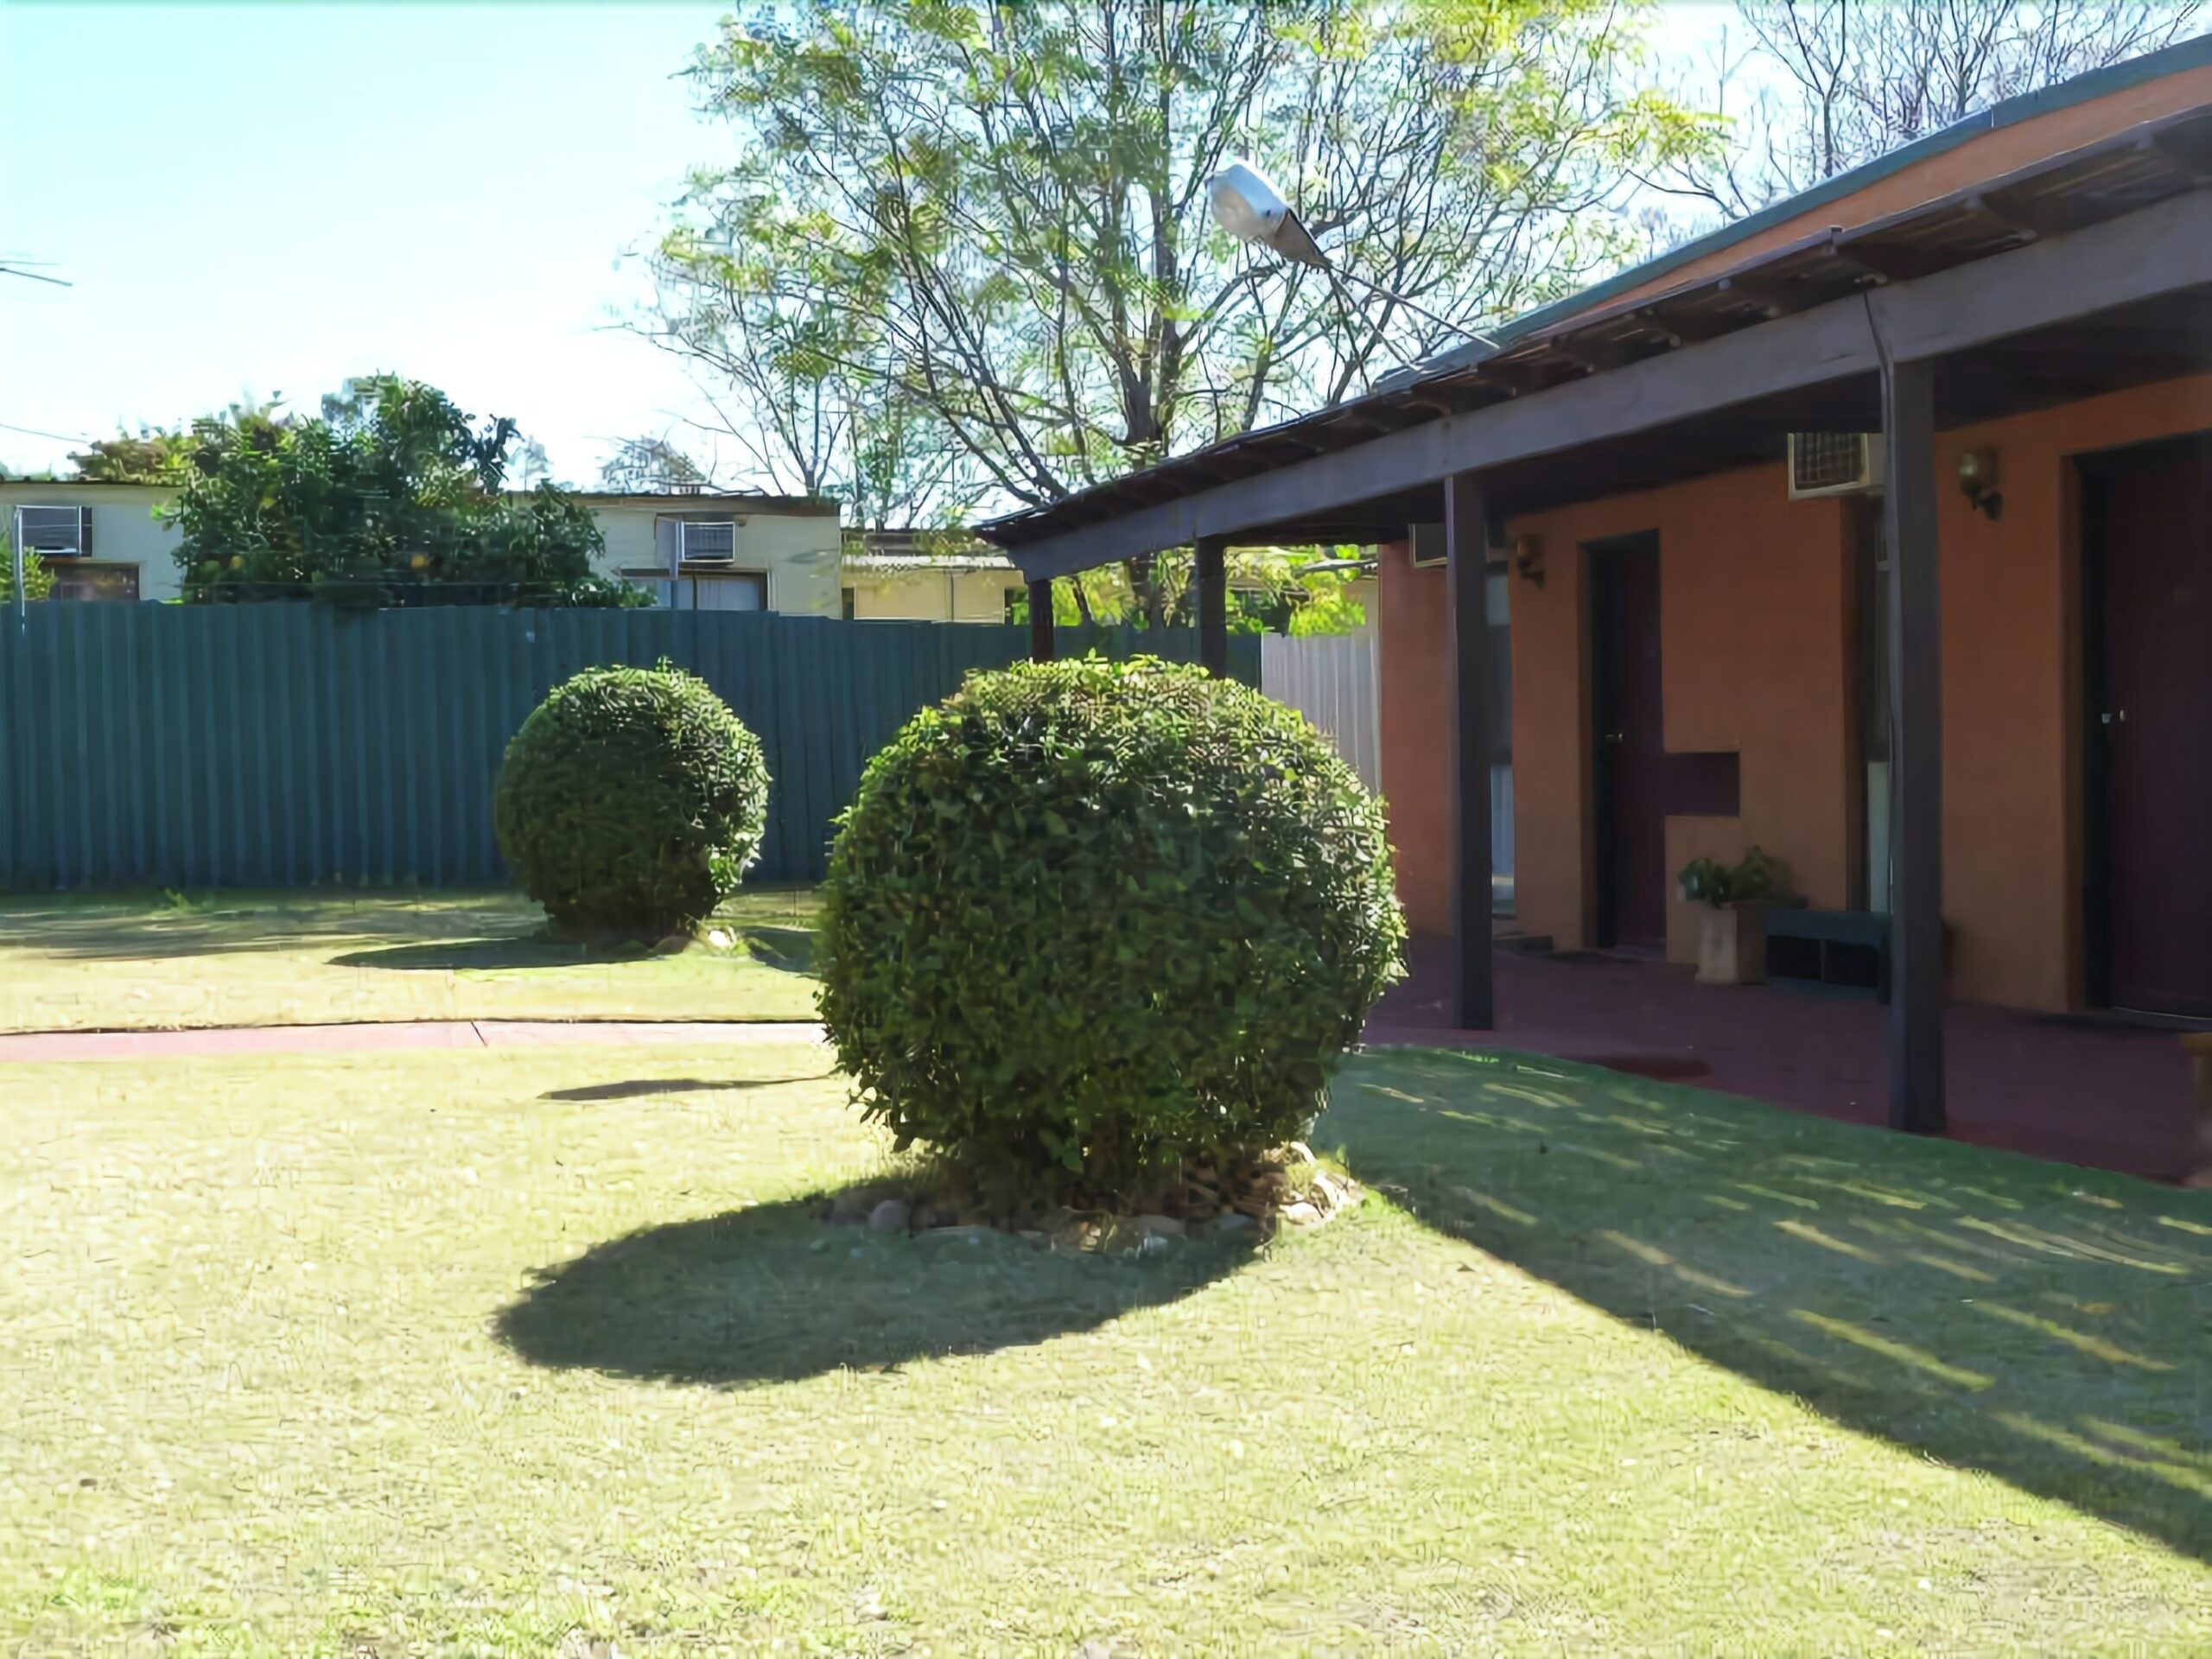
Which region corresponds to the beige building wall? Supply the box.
[589,500,843,616]
[0,484,844,614]
[0,482,185,601]
[846,566,1026,622]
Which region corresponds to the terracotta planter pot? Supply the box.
[1694,899,1785,986]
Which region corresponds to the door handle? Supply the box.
[2101,709,2128,725]
[1602,731,1625,748]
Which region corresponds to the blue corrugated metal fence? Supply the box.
[0,606,1258,890]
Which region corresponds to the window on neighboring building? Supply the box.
[47,563,139,602]
[842,586,857,620]
[682,571,768,612]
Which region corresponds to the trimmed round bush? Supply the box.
[817,656,1405,1196]
[495,663,769,938]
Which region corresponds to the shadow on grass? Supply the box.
[0,895,532,963]
[333,925,817,976]
[542,1073,834,1103]
[495,1194,1255,1386]
[1325,1047,2212,1564]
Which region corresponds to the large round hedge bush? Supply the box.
[817,656,1404,1196]
[495,663,769,938]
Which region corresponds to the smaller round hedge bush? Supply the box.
[817,655,1405,1198]
[495,663,769,938]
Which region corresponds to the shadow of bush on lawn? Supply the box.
[495,1195,1255,1386]
[334,925,817,976]
[541,1072,836,1103]
[1325,1047,2212,1566]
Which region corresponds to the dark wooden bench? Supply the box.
[1764,909,1891,1001]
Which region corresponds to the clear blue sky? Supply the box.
[0,2,1738,486]
[0,1,728,483]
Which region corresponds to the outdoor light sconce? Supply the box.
[1514,533,1546,587]
[1957,448,2003,521]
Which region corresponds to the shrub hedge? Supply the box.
[494,664,769,938]
[817,656,1403,1196]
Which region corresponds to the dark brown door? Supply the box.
[1592,534,1668,950]
[2094,442,2212,1018]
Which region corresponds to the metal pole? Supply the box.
[1881,353,1946,1135]
[1196,536,1230,675]
[1446,473,1496,1030]
[12,509,25,630]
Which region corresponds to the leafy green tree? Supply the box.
[168,378,646,608]
[69,426,191,484]
[1,537,55,603]
[650,0,1711,620]
[598,435,712,494]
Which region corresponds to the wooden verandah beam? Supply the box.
[998,190,2212,583]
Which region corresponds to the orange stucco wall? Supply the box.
[1375,375,2212,1013]
[1501,470,1859,963]
[1599,66,2212,315]
[1932,375,2212,1009]
[1375,537,1451,933]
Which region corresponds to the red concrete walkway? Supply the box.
[0,1019,825,1064]
[1364,941,2200,1182]
[7,951,2193,1181]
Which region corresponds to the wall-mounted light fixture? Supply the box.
[1513,533,1545,587]
[1957,448,2003,521]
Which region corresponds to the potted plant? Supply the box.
[1679,846,1794,987]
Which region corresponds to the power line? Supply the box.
[0,419,98,445]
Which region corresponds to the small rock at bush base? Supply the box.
[1281,1201,1323,1226]
[650,933,690,957]
[706,928,734,951]
[1136,1214,1185,1239]
[1212,1213,1257,1236]
[868,1199,911,1234]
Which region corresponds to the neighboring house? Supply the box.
[836,528,1379,629]
[840,530,1028,622]
[0,480,180,601]
[0,480,843,614]
[582,490,842,615]
[979,40,2212,1137]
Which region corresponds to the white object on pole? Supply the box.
[1207,161,1329,270]
[11,507,24,627]
[1206,160,1497,350]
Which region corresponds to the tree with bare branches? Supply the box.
[642,0,1710,617]
[1654,0,2202,220]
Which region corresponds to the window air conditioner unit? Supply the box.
[1410,519,1510,568]
[1787,433,1885,499]
[16,505,90,557]
[677,520,738,565]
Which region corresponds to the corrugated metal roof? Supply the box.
[982,95,2212,550]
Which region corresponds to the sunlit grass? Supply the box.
[2,1042,2206,1654]
[0,887,821,1032]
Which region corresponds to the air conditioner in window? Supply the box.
[15,504,90,557]
[1408,521,1445,568]
[677,521,738,565]
[1787,433,1885,499]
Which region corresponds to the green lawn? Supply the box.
[4,1041,2206,1654]
[0,888,821,1033]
